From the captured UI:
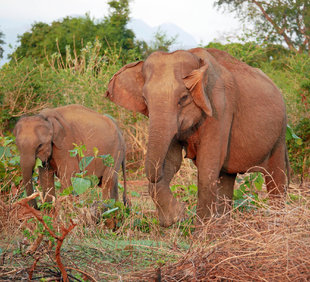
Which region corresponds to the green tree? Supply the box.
[12,15,98,62]
[11,0,136,63]
[149,28,177,52]
[214,0,310,54]
[100,0,135,50]
[0,28,5,59]
[138,28,178,59]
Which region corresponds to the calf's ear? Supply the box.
[105,61,148,116]
[183,63,213,117]
[48,117,65,148]
[40,109,66,149]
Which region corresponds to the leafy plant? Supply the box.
[0,135,21,194]
[287,118,310,181]
[171,184,197,208]
[68,143,115,195]
[234,172,265,211]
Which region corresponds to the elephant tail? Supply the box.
[285,146,291,192]
[122,159,130,207]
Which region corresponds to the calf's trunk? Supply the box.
[20,154,37,208]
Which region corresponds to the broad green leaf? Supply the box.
[98,154,114,167]
[234,188,245,200]
[286,124,302,145]
[9,156,20,166]
[4,137,14,146]
[85,174,99,186]
[79,156,94,171]
[69,149,78,157]
[102,207,119,216]
[75,171,87,177]
[71,177,91,195]
[60,185,73,196]
[254,173,264,191]
[35,158,43,169]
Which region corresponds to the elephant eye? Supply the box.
[37,144,43,152]
[179,94,189,105]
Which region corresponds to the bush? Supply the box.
[0,40,135,134]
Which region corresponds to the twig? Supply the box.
[28,255,41,280]
[17,194,77,282]
[65,266,98,282]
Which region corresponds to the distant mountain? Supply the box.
[127,19,197,50]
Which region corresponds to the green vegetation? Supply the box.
[214,0,310,53]
[11,1,137,64]
[0,1,309,280]
[0,28,4,59]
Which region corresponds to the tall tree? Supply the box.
[100,0,135,50]
[11,0,136,63]
[0,28,5,59]
[214,0,310,54]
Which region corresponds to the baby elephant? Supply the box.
[14,104,127,208]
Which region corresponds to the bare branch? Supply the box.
[18,199,77,282]
[251,0,297,51]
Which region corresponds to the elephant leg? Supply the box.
[196,143,224,223]
[216,172,236,215]
[100,168,119,201]
[39,164,55,202]
[196,170,219,222]
[264,141,287,200]
[149,140,184,227]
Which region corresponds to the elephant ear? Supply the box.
[183,63,213,117]
[13,121,20,137]
[105,61,148,116]
[40,109,66,149]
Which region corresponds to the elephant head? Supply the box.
[14,111,66,206]
[106,48,221,184]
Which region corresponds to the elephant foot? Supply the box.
[157,199,185,227]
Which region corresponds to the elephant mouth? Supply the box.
[177,117,205,141]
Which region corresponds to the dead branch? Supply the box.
[17,197,77,282]
[65,266,98,282]
[28,255,41,280]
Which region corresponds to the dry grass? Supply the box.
[1,180,310,281]
[128,186,310,281]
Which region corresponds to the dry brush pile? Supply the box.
[128,188,310,281]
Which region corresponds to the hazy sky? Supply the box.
[0,0,241,64]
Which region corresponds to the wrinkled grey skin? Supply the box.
[106,48,289,227]
[14,104,128,207]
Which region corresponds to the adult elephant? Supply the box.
[14,104,127,208]
[106,48,289,227]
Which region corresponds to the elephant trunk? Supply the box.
[145,113,177,183]
[20,153,37,207]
